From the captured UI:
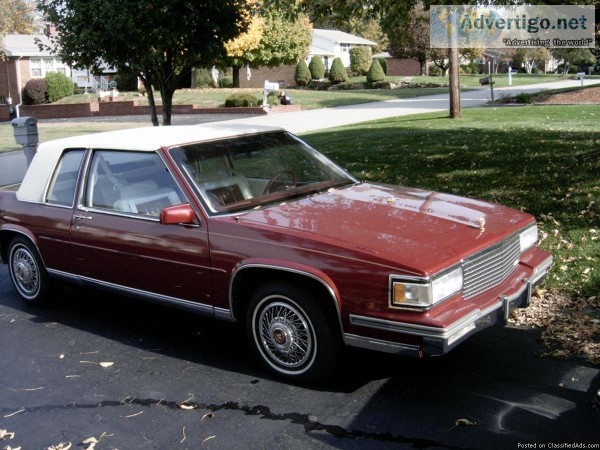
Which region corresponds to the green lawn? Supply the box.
[302,105,600,300]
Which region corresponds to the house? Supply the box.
[0,32,120,120]
[237,29,378,89]
[307,29,377,70]
[0,33,72,119]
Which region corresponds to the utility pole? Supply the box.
[449,47,461,118]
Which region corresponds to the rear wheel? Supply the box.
[247,282,340,382]
[8,237,53,305]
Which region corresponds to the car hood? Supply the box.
[236,183,533,275]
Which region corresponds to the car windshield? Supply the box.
[169,131,356,214]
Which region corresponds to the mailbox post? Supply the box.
[11,116,39,167]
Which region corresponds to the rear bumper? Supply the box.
[345,254,553,356]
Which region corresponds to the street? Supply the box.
[0,264,598,449]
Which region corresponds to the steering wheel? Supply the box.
[263,170,297,194]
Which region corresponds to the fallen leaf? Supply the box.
[202,436,216,444]
[179,404,196,410]
[201,413,214,420]
[47,443,72,450]
[455,418,477,427]
[0,429,15,439]
[98,362,114,368]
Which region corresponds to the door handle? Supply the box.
[73,214,93,221]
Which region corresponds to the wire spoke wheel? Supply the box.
[258,301,313,369]
[8,237,52,304]
[247,283,340,382]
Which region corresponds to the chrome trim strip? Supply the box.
[530,255,554,285]
[230,263,342,327]
[215,307,234,322]
[344,334,422,356]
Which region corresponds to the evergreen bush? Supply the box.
[224,93,260,107]
[366,59,385,83]
[377,58,388,75]
[328,57,348,84]
[308,56,325,80]
[349,47,372,76]
[22,79,48,105]
[219,76,233,88]
[45,72,74,103]
[295,60,311,86]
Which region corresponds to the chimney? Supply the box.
[46,23,57,37]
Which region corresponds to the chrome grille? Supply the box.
[463,235,521,299]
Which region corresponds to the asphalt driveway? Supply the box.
[0,265,598,449]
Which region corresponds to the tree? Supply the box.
[552,48,596,75]
[308,55,325,79]
[1,0,36,59]
[387,3,431,75]
[225,7,312,88]
[37,0,251,126]
[0,0,35,35]
[349,46,372,76]
[515,48,551,74]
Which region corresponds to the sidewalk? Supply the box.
[1,79,598,186]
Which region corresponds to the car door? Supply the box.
[69,149,214,309]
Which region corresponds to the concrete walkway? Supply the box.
[1,78,599,186]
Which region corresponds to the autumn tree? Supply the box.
[1,0,36,59]
[224,4,312,88]
[37,0,251,125]
[552,48,596,75]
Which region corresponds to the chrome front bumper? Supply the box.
[345,255,553,357]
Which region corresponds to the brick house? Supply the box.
[0,34,72,120]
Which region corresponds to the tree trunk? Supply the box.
[449,47,461,119]
[140,72,159,127]
[232,66,240,88]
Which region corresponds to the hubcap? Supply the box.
[11,248,39,295]
[257,301,312,369]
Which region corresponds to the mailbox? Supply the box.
[11,116,39,146]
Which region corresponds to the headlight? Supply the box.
[391,267,463,310]
[519,225,538,252]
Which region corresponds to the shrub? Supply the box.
[377,58,388,75]
[349,47,372,76]
[22,79,48,105]
[224,93,260,107]
[366,59,385,83]
[295,60,311,86]
[328,57,348,84]
[516,92,534,104]
[218,76,233,88]
[45,72,74,103]
[195,68,217,88]
[308,56,325,80]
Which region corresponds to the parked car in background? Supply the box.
[0,124,552,381]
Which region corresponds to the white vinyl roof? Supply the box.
[312,29,376,46]
[17,123,282,203]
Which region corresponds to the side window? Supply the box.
[84,150,185,217]
[46,149,86,206]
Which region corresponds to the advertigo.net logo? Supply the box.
[430,5,595,48]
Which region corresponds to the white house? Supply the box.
[306,29,377,70]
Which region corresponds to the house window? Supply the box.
[29,57,69,78]
[341,43,350,52]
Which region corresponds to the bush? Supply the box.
[224,93,260,107]
[218,76,233,88]
[516,92,534,104]
[328,57,348,84]
[308,56,325,80]
[377,58,388,75]
[195,68,217,88]
[349,47,372,76]
[45,72,74,103]
[22,79,48,105]
[366,59,385,83]
[295,60,311,86]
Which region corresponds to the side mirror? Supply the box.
[160,204,199,226]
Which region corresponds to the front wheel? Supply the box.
[247,283,340,382]
[8,237,53,305]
